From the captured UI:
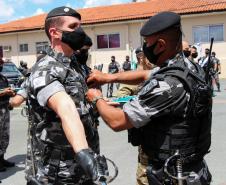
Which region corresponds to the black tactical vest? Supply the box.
[109,62,119,74]
[137,62,212,164]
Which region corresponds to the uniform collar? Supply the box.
[46,47,72,68]
[161,52,182,68]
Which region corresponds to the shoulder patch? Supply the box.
[139,79,159,97]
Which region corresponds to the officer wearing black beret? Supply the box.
[26,6,103,185]
[86,11,212,185]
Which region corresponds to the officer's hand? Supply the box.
[87,70,109,87]
[76,149,98,181]
[86,89,103,103]
[0,88,16,97]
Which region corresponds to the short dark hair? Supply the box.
[45,17,64,40]
[212,51,216,55]
[157,26,182,52]
[192,46,197,50]
[111,56,115,59]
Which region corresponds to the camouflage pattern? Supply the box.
[124,53,212,184]
[0,73,10,156]
[116,84,138,97]
[26,48,99,184]
[136,147,149,185]
[0,105,10,156]
[212,56,221,91]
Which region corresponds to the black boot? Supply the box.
[0,156,6,172]
[1,155,15,167]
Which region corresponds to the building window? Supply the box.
[19,44,28,52]
[193,24,224,43]
[36,42,49,53]
[97,33,120,49]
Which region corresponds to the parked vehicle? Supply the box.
[1,62,24,87]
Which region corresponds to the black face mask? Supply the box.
[143,42,162,65]
[191,52,198,59]
[75,49,89,65]
[183,50,191,58]
[61,27,86,51]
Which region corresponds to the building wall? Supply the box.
[182,12,226,78]
[0,31,49,67]
[84,22,143,72]
[0,12,226,78]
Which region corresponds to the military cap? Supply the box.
[135,47,143,54]
[37,50,47,55]
[140,11,181,36]
[46,6,81,20]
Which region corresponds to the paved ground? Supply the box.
[0,81,226,185]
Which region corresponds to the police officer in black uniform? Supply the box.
[107,56,120,97]
[86,11,212,185]
[26,6,102,185]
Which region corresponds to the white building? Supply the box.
[0,0,226,77]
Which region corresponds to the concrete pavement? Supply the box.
[0,80,226,185]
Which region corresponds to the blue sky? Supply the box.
[0,0,145,24]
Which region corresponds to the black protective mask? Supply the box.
[61,27,86,51]
[191,52,198,59]
[205,51,209,55]
[143,42,162,65]
[76,49,89,65]
[183,50,191,58]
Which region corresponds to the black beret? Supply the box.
[46,6,81,20]
[135,47,143,54]
[37,50,47,55]
[140,11,181,36]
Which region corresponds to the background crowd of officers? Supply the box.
[0,6,221,185]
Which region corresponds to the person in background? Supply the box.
[36,50,47,62]
[18,61,29,76]
[212,51,221,92]
[117,47,152,185]
[107,56,121,97]
[122,56,131,71]
[0,57,16,172]
[189,46,198,63]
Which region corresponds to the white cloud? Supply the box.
[31,0,52,4]
[34,8,45,15]
[0,1,14,18]
[136,0,146,2]
[65,2,72,8]
[84,0,125,8]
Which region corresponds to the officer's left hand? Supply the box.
[0,88,16,97]
[86,89,103,102]
[87,70,109,87]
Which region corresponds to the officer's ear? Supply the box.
[156,39,166,54]
[49,27,61,41]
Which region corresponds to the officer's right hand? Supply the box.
[87,70,109,87]
[76,149,98,181]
